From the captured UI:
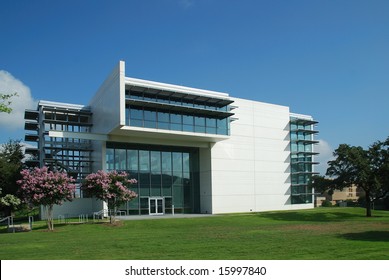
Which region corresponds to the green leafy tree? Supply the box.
[0,140,24,197]
[309,175,335,207]
[0,92,17,113]
[310,175,334,196]
[326,137,389,217]
[0,140,24,216]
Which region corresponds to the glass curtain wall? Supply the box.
[126,106,229,135]
[125,90,231,135]
[290,118,319,204]
[38,106,92,197]
[106,142,200,215]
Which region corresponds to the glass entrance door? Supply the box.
[149,197,164,215]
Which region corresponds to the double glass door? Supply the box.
[149,197,164,215]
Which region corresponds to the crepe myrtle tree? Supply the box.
[17,167,76,231]
[82,170,137,223]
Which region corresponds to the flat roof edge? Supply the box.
[39,100,90,111]
[290,112,313,120]
[125,77,230,99]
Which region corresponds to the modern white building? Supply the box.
[24,61,318,217]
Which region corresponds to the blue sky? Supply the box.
[1,0,388,174]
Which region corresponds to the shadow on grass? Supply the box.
[0,222,88,234]
[35,222,107,230]
[0,228,9,234]
[340,231,389,242]
[258,210,362,223]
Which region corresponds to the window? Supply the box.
[183,153,190,173]
[217,119,228,135]
[157,111,170,130]
[144,110,156,128]
[151,151,161,174]
[115,149,126,170]
[171,113,182,131]
[139,150,150,171]
[183,115,194,132]
[171,113,182,124]
[127,150,138,172]
[130,108,143,119]
[106,148,114,171]
[144,110,156,121]
[126,93,231,135]
[158,111,169,122]
[105,142,200,214]
[194,116,205,127]
[172,152,183,172]
[162,152,172,175]
[194,116,205,133]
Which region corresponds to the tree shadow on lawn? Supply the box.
[258,210,365,223]
[339,231,389,242]
[1,221,108,234]
[29,222,98,232]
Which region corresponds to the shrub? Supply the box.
[321,200,333,207]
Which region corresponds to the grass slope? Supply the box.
[1,207,389,260]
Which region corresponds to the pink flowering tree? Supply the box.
[17,167,76,231]
[82,170,137,223]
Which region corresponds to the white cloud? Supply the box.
[0,71,37,130]
[314,139,334,175]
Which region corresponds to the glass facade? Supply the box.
[24,103,93,198]
[290,118,319,204]
[125,89,232,135]
[106,142,200,215]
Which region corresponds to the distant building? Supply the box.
[332,185,364,203]
[315,185,364,206]
[24,61,319,218]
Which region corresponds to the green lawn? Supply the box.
[1,207,389,260]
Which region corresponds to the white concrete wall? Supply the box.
[89,61,125,135]
[40,198,104,219]
[210,97,313,213]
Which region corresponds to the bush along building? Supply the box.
[24,61,319,218]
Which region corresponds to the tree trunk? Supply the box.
[365,191,372,217]
[110,206,117,224]
[108,200,116,224]
[46,205,54,231]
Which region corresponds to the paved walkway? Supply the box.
[116,214,214,221]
